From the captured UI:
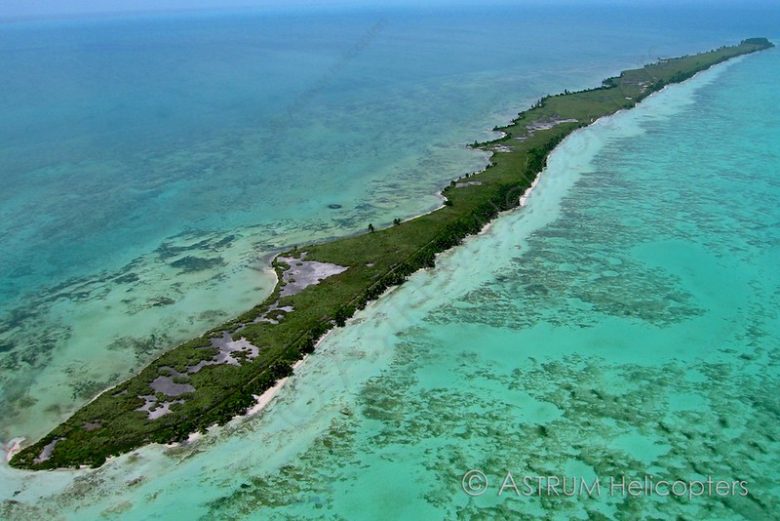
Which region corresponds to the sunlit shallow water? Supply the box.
[2,36,778,521]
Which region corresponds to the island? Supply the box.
[11,37,774,470]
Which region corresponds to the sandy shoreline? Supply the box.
[243,358,306,418]
[3,438,24,463]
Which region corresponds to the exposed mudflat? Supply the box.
[278,253,348,297]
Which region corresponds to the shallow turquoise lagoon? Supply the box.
[1,28,778,521]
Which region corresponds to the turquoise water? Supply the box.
[4,4,776,447]
[0,5,716,444]
[2,26,778,521]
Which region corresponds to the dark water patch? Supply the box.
[1,307,41,330]
[156,233,213,260]
[197,309,231,322]
[114,272,140,284]
[107,332,172,362]
[156,232,237,260]
[212,234,236,249]
[9,394,38,411]
[150,296,176,307]
[170,256,226,273]
[1,325,63,375]
[68,375,120,401]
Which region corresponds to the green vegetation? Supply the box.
[11,38,773,470]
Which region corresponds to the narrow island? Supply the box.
[11,37,774,470]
